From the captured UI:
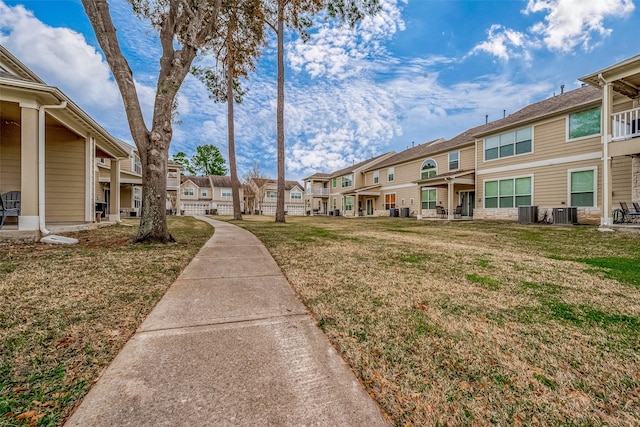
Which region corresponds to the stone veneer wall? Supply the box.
[474,207,601,224]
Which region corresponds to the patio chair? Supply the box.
[619,201,640,223]
[0,191,21,230]
[436,205,447,219]
[453,205,462,219]
[633,202,640,213]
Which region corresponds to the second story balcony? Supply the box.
[306,188,330,196]
[612,106,640,141]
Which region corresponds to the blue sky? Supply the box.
[1,0,638,181]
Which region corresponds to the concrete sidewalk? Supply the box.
[65,217,389,426]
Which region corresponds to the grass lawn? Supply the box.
[234,216,640,426]
[0,216,213,427]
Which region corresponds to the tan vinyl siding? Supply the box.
[121,156,133,173]
[45,127,85,222]
[459,145,475,170]
[611,156,632,204]
[0,122,21,193]
[120,186,133,209]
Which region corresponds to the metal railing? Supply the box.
[306,188,329,196]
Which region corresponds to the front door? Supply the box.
[103,189,110,216]
[366,199,374,215]
[461,191,475,217]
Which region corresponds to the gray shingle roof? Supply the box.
[474,85,601,137]
[252,178,303,191]
[181,175,212,188]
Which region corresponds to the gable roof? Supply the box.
[302,152,395,181]
[0,45,45,83]
[474,85,601,138]
[181,176,212,188]
[251,178,303,191]
[209,175,233,187]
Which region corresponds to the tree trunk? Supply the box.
[275,0,286,223]
[227,26,242,221]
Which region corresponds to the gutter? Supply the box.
[38,100,67,235]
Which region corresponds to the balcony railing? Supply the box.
[612,107,640,141]
[306,188,329,196]
[167,178,179,188]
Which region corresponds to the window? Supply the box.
[485,127,532,161]
[484,177,531,208]
[449,151,459,171]
[134,187,142,209]
[373,171,379,184]
[183,187,194,196]
[290,191,302,201]
[570,169,595,206]
[332,178,337,188]
[345,196,353,211]
[332,198,337,209]
[421,159,437,179]
[133,154,142,174]
[388,167,395,182]
[341,174,353,188]
[384,193,396,209]
[410,198,414,205]
[421,188,436,210]
[201,189,208,197]
[569,107,601,140]
[266,190,277,199]
[221,188,232,199]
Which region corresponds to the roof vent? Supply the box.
[560,84,565,95]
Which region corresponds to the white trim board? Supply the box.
[476,151,601,176]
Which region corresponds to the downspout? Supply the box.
[38,100,67,235]
[598,73,610,226]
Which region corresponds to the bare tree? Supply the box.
[242,162,266,214]
[262,0,381,223]
[81,0,222,242]
[193,0,265,220]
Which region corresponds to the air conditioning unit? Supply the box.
[518,206,538,224]
[552,207,577,225]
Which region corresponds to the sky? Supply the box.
[1,0,638,182]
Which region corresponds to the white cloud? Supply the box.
[469,24,533,61]
[287,0,406,79]
[525,0,635,52]
[0,0,160,139]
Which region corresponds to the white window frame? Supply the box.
[449,151,459,171]
[483,126,533,162]
[290,190,302,201]
[221,188,232,199]
[183,187,195,196]
[566,107,602,142]
[384,193,396,209]
[201,188,208,197]
[373,170,379,184]
[567,167,597,207]
[133,187,142,209]
[345,195,354,211]
[265,190,277,200]
[341,174,353,188]
[420,159,437,179]
[483,174,534,208]
[388,167,395,182]
[133,154,142,175]
[421,187,437,210]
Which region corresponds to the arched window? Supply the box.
[421,159,437,179]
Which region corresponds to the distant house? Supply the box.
[179,175,244,215]
[247,178,305,215]
[0,44,129,239]
[303,153,396,217]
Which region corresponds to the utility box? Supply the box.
[553,207,578,224]
[518,206,538,224]
[400,207,410,218]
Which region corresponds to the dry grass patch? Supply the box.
[235,216,640,426]
[0,216,213,426]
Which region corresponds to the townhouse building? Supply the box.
[303,54,640,226]
[248,178,305,215]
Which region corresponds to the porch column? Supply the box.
[175,169,181,216]
[447,180,455,220]
[19,105,39,230]
[601,82,613,226]
[109,158,121,222]
[632,155,640,203]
